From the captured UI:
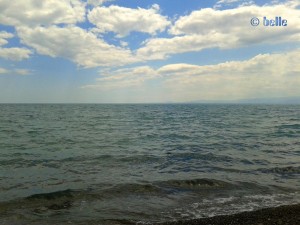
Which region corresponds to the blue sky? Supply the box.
[0,0,299,103]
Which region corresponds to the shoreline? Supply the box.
[158,204,300,225]
[0,203,299,224]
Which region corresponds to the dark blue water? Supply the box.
[0,104,299,224]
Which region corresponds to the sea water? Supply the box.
[0,104,299,224]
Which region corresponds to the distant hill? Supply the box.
[236,96,300,104]
[189,97,300,104]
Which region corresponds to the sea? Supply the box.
[0,104,299,225]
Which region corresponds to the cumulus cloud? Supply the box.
[0,31,32,61]
[0,0,299,71]
[0,47,32,61]
[137,34,230,60]
[16,25,139,67]
[0,31,14,46]
[169,3,299,36]
[137,1,300,59]
[88,4,170,37]
[0,0,85,27]
[84,50,300,101]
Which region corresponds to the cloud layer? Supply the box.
[88,4,170,37]
[138,1,300,59]
[84,50,300,101]
[0,0,85,27]
[0,0,299,102]
[0,0,299,68]
[17,26,138,67]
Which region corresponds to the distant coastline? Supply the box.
[187,96,300,105]
[1,96,300,105]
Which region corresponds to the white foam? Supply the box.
[170,192,300,220]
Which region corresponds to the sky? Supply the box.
[0,0,299,103]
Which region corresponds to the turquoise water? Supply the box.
[0,104,299,224]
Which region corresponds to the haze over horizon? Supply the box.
[0,0,299,103]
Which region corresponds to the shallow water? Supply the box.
[0,104,299,224]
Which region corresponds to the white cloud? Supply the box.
[84,50,300,101]
[0,67,32,75]
[158,51,300,78]
[0,0,298,72]
[0,31,32,61]
[0,0,86,27]
[157,63,203,75]
[0,31,14,46]
[16,25,139,67]
[137,1,300,59]
[88,4,170,37]
[0,47,32,61]
[137,34,230,60]
[158,50,300,101]
[169,3,299,36]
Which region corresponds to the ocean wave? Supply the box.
[277,124,300,130]
[2,178,232,205]
[158,178,231,190]
[26,189,74,200]
[258,166,300,175]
